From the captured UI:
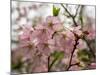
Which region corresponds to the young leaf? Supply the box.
[53,5,60,16]
[49,51,64,70]
[77,49,93,63]
[12,61,22,70]
[51,51,64,61]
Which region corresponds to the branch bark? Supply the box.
[61,4,79,26]
[65,33,79,70]
[61,4,95,71]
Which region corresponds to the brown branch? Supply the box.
[66,33,80,70]
[48,56,50,72]
[74,5,81,18]
[61,4,95,71]
[61,4,79,26]
[70,62,80,67]
[61,4,80,70]
[72,17,78,27]
[61,4,72,17]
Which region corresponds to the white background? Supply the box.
[0,0,98,75]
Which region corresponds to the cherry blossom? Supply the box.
[52,30,75,54]
[46,16,63,32]
[88,63,96,69]
[18,25,37,48]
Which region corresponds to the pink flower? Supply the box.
[33,65,48,72]
[19,25,34,41]
[46,16,63,32]
[87,28,96,40]
[36,39,55,56]
[88,63,96,69]
[12,45,37,64]
[31,16,63,45]
[83,24,96,40]
[32,54,48,72]
[72,26,83,37]
[52,30,75,54]
[62,57,69,65]
[33,24,53,43]
[69,65,80,71]
[77,39,87,49]
[18,25,39,48]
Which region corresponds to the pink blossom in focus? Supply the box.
[46,16,63,32]
[33,24,53,43]
[18,25,36,48]
[36,39,56,56]
[53,30,75,54]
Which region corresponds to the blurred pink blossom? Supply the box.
[72,26,83,37]
[52,30,75,54]
[88,63,96,69]
[87,28,96,40]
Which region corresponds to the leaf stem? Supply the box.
[48,56,58,71]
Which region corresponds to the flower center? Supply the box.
[42,29,46,33]
[48,22,53,28]
[62,34,67,39]
[44,43,49,47]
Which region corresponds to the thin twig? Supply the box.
[48,56,50,72]
[74,5,81,18]
[63,18,80,70]
[61,4,78,26]
[70,62,80,66]
[48,56,58,71]
[72,17,78,26]
[61,4,95,70]
[61,4,72,17]
[61,4,80,70]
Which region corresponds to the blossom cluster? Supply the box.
[12,15,96,73]
[18,16,76,56]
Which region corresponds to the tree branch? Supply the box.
[61,4,72,17]
[48,55,59,71]
[48,56,50,72]
[61,4,79,26]
[70,62,80,67]
[65,33,79,70]
[74,5,80,18]
[61,4,95,71]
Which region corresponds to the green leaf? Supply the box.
[51,51,64,61]
[49,51,64,70]
[53,5,60,16]
[79,15,83,25]
[11,58,23,70]
[77,49,93,63]
[12,62,22,70]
